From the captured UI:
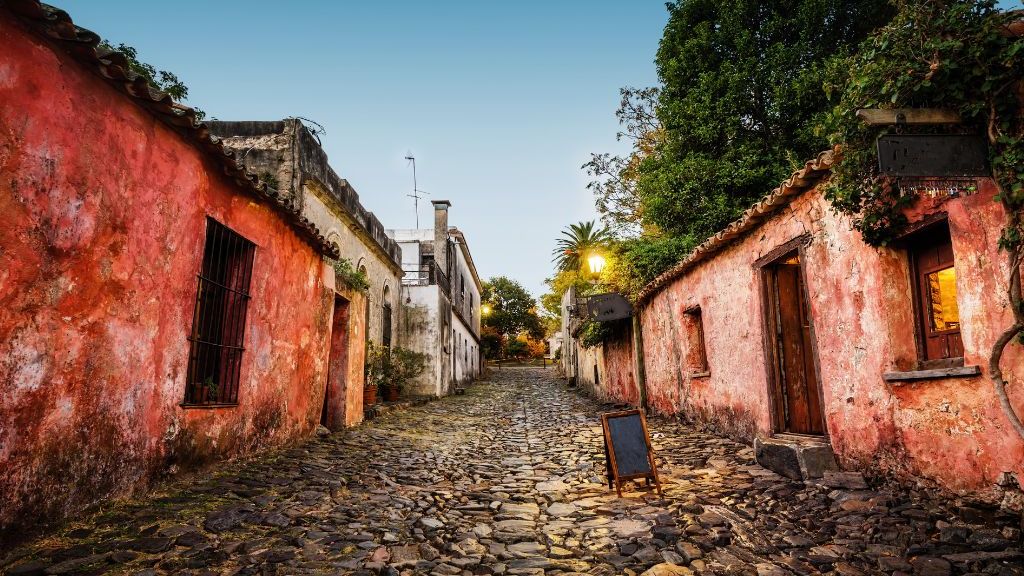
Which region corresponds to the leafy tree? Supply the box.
[480,326,503,359]
[505,338,529,359]
[583,87,663,236]
[538,269,591,335]
[639,0,893,238]
[100,41,206,119]
[551,221,612,273]
[822,0,1024,439]
[482,277,543,347]
[605,234,697,299]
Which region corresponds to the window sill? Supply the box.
[689,371,711,379]
[180,403,239,409]
[883,365,981,383]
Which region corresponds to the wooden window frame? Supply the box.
[683,306,710,377]
[183,218,256,407]
[904,220,964,369]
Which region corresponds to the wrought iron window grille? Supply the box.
[183,218,256,406]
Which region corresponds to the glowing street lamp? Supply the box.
[481,303,493,317]
[587,253,607,276]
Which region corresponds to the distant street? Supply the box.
[3,368,1021,575]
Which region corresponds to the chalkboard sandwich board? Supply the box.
[600,409,662,497]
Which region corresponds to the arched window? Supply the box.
[382,284,392,348]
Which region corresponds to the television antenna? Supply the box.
[404,153,429,228]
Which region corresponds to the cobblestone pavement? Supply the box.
[3,368,1022,576]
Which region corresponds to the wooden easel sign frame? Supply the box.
[600,409,663,497]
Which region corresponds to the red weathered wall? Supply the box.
[637,179,1024,495]
[0,14,335,534]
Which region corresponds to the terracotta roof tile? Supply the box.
[3,0,340,259]
[636,147,837,305]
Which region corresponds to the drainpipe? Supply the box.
[632,306,649,414]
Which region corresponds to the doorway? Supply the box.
[322,296,350,429]
[763,251,824,436]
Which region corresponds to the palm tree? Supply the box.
[552,221,611,273]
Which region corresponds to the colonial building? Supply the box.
[564,150,1023,502]
[389,201,483,395]
[0,2,342,535]
[208,119,404,428]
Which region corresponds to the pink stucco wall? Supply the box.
[617,179,1023,495]
[600,326,639,406]
[0,14,336,535]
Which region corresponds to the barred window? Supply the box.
[184,218,256,406]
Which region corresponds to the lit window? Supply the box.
[909,222,963,365]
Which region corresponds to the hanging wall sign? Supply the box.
[876,134,988,178]
[587,293,633,322]
[601,409,662,497]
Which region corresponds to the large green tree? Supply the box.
[637,0,894,240]
[482,277,543,342]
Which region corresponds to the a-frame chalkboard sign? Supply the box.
[600,409,662,497]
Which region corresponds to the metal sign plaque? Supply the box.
[586,293,633,322]
[877,134,988,178]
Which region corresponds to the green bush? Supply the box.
[366,344,427,395]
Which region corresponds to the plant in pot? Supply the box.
[364,344,387,406]
[386,347,427,401]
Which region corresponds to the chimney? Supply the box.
[432,200,451,276]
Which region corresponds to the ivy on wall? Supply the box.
[822,0,1024,439]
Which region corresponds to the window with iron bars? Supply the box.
[183,218,256,406]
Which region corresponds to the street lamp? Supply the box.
[587,253,607,276]
[481,303,493,317]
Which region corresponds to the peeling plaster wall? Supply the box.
[399,285,447,396]
[631,180,1023,495]
[0,16,334,535]
[601,328,638,406]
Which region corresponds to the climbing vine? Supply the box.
[823,0,1024,438]
[329,257,370,292]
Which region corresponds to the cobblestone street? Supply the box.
[3,368,1022,576]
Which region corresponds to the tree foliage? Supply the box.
[583,87,663,236]
[582,0,894,296]
[638,0,894,239]
[551,221,612,273]
[482,277,543,342]
[100,41,206,120]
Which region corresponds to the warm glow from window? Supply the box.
[926,267,960,331]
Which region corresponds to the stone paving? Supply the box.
[2,368,1022,576]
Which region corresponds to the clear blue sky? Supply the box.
[61,1,668,298]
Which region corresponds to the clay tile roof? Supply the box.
[3,0,340,259]
[635,147,838,306]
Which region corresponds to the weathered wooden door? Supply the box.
[765,253,824,435]
[322,296,350,429]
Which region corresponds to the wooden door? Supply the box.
[323,296,349,429]
[765,253,824,435]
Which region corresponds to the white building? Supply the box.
[388,201,483,396]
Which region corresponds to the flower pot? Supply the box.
[384,386,400,402]
[363,384,377,406]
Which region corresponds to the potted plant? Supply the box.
[363,380,378,406]
[388,347,427,401]
[364,344,386,407]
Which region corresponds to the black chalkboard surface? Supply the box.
[600,409,662,497]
